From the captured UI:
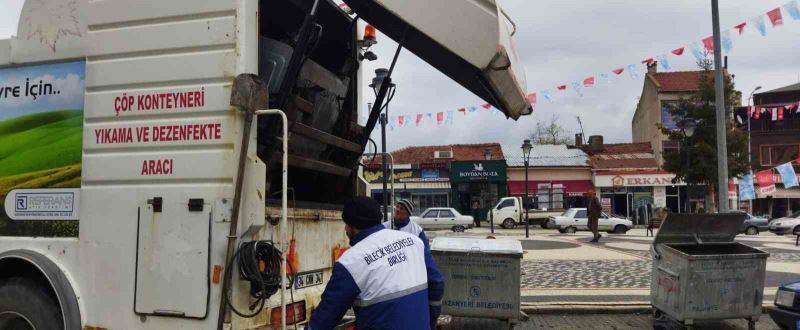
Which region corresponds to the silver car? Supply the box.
[768,211,800,235]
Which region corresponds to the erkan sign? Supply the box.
[596,173,682,187]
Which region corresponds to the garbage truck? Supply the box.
[0,0,531,329]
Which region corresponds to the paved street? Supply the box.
[427,226,800,328]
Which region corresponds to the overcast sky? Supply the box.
[2,0,799,152]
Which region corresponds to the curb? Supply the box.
[520,302,776,315]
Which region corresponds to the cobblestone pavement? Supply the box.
[521,259,652,289]
[444,313,781,330]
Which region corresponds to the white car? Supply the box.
[552,208,633,234]
[412,208,474,232]
[768,211,800,235]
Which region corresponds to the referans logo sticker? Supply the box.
[4,188,80,220]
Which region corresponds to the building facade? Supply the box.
[503,144,592,210]
[364,143,507,220]
[740,82,800,217]
[632,63,710,166]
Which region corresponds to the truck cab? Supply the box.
[490,196,564,229]
[0,0,530,329]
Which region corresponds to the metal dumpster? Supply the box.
[650,213,770,329]
[432,237,522,326]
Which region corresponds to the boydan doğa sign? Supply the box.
[450,161,507,183]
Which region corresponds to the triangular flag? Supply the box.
[415,114,424,126]
[753,15,767,36]
[767,8,784,26]
[427,113,433,121]
[481,103,492,109]
[642,58,655,66]
[721,30,733,53]
[690,42,706,61]
[612,68,625,75]
[627,64,640,80]
[388,116,395,130]
[656,54,671,70]
[778,107,785,121]
[702,36,715,53]
[436,112,444,125]
[583,76,595,87]
[754,107,761,119]
[542,90,552,102]
[771,108,778,121]
[572,81,584,97]
[457,107,466,114]
[785,1,800,20]
[786,102,799,112]
[734,22,747,35]
[557,85,567,91]
[445,111,454,125]
[671,47,685,56]
[468,106,478,113]
[527,92,537,104]
[398,115,405,127]
[777,162,799,188]
[598,73,610,85]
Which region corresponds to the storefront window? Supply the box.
[410,193,449,215]
[536,183,564,210]
[760,144,800,166]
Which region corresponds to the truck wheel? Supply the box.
[613,225,628,234]
[564,226,577,234]
[452,225,466,232]
[745,226,759,235]
[502,218,516,229]
[0,277,63,330]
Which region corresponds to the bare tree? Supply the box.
[529,114,571,145]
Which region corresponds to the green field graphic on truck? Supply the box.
[0,61,85,237]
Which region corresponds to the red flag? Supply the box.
[734,22,747,35]
[767,8,784,26]
[557,85,567,91]
[612,68,624,75]
[672,47,685,56]
[583,76,595,87]
[642,58,654,66]
[778,107,785,120]
[481,103,492,109]
[785,102,799,112]
[754,107,761,119]
[702,36,715,53]
[457,107,466,114]
[756,169,777,196]
[398,115,405,127]
[415,114,424,126]
[527,93,537,104]
[436,112,444,125]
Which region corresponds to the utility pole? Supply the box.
[712,0,730,212]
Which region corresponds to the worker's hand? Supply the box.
[429,304,441,329]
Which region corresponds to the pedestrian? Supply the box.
[588,191,603,243]
[308,197,444,330]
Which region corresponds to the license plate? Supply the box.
[293,270,324,289]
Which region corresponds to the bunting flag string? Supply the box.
[384,1,799,131]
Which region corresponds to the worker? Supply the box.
[385,199,428,247]
[307,197,444,330]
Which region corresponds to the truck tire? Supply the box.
[502,218,516,229]
[613,225,628,234]
[0,277,63,330]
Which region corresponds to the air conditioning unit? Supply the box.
[434,150,453,159]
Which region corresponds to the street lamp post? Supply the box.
[522,139,533,238]
[370,68,396,223]
[747,86,762,213]
[711,0,730,212]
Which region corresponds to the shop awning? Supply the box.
[508,180,594,197]
[773,188,800,199]
[370,181,451,193]
[344,0,532,119]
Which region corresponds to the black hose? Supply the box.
[224,240,283,318]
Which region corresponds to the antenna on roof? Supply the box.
[576,116,586,145]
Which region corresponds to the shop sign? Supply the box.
[364,169,449,183]
[596,173,681,187]
[653,187,667,208]
[450,160,507,183]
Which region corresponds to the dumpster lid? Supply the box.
[343,0,532,119]
[431,237,523,255]
[653,213,747,254]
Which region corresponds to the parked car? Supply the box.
[737,212,769,235]
[768,211,800,235]
[552,208,633,234]
[412,208,474,232]
[769,281,800,329]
